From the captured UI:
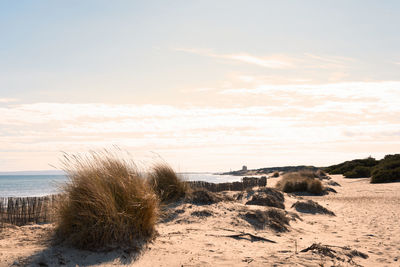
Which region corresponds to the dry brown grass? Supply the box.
[149,163,190,203]
[245,187,285,209]
[243,208,290,232]
[291,200,335,215]
[275,171,323,195]
[56,151,159,250]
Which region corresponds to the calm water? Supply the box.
[0,173,244,197]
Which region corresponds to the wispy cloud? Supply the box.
[223,54,293,68]
[304,53,354,65]
[220,81,400,101]
[174,47,294,69]
[0,98,18,103]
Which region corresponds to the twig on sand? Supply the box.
[207,233,276,243]
[301,243,368,260]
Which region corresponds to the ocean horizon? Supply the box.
[0,172,246,198]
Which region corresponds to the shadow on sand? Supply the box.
[22,236,147,266]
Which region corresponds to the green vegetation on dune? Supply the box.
[324,157,378,177]
[343,166,372,178]
[325,154,400,183]
[223,165,318,176]
[370,154,400,183]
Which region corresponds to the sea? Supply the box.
[0,173,245,197]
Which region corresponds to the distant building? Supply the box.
[242,165,247,171]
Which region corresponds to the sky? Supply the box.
[1,0,400,172]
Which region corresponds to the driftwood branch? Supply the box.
[207,232,276,243]
[300,243,368,259]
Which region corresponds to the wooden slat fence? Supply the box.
[187,176,267,192]
[0,195,59,227]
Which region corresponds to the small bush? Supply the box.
[370,154,400,183]
[276,171,323,195]
[344,166,371,178]
[371,168,400,183]
[272,171,279,177]
[307,179,323,194]
[149,163,190,203]
[56,151,159,250]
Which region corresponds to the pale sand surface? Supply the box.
[1,175,399,266]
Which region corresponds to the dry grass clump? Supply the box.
[243,208,290,232]
[275,171,323,195]
[149,163,190,203]
[56,151,159,250]
[245,188,285,209]
[291,200,335,216]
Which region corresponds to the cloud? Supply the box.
[1,80,399,170]
[0,98,18,103]
[222,54,293,68]
[174,47,294,69]
[175,48,357,72]
[180,87,217,93]
[238,75,255,83]
[304,53,354,65]
[219,81,400,101]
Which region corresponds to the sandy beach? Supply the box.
[1,174,399,267]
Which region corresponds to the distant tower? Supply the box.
[242,165,247,171]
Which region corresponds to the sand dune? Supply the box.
[1,174,399,266]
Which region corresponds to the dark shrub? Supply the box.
[371,167,400,183]
[324,156,378,175]
[370,154,400,183]
[344,166,371,178]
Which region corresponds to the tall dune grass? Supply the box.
[149,163,190,203]
[56,151,159,250]
[276,171,323,195]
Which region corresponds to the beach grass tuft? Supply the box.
[149,163,190,203]
[276,171,323,195]
[55,151,159,250]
